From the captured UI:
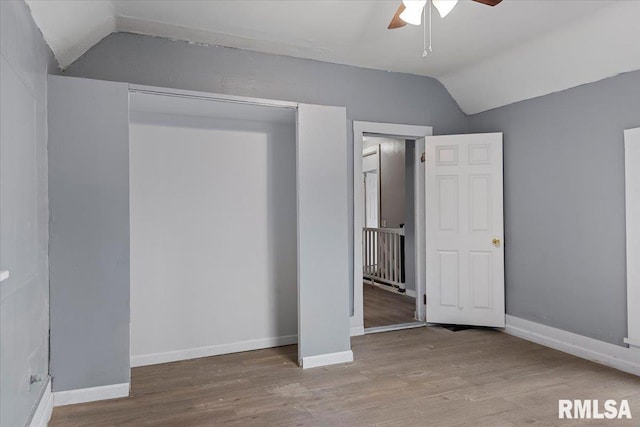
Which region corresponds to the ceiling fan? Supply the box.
[388,0,503,29]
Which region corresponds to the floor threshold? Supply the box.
[364,321,426,335]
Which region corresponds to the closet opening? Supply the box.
[128,91,298,367]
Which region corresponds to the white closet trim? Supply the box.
[128,84,298,109]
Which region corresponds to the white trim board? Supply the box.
[129,83,298,109]
[365,322,426,335]
[131,335,297,367]
[54,383,130,407]
[624,338,640,349]
[504,315,640,377]
[624,127,640,350]
[28,379,53,427]
[301,350,354,369]
[350,325,365,337]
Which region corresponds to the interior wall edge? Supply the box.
[0,1,55,426]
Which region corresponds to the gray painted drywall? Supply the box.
[48,76,130,391]
[379,138,406,229]
[363,136,406,228]
[0,2,54,426]
[468,70,640,346]
[62,32,468,314]
[297,104,351,361]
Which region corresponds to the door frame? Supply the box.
[352,121,433,336]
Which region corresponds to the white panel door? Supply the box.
[425,133,505,327]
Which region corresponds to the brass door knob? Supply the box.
[492,238,501,247]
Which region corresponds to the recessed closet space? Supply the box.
[128,92,298,366]
[49,76,351,392]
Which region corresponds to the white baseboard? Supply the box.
[350,325,365,337]
[54,383,130,407]
[504,315,640,377]
[301,350,354,369]
[624,337,640,349]
[28,379,53,427]
[405,289,416,298]
[131,334,298,367]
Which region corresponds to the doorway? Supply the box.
[352,121,433,335]
[362,135,415,330]
[354,124,506,335]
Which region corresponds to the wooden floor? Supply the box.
[51,327,640,426]
[364,282,416,329]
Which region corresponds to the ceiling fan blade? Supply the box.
[472,0,503,6]
[388,3,407,29]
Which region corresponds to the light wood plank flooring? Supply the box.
[50,327,640,426]
[364,282,416,329]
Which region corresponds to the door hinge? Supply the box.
[423,294,427,305]
[420,152,426,163]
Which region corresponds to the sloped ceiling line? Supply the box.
[442,0,640,114]
[23,0,640,114]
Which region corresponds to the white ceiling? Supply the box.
[25,0,640,114]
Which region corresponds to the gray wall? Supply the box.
[468,70,640,346]
[0,2,54,426]
[48,76,130,391]
[63,32,468,314]
[53,30,640,366]
[379,138,406,229]
[363,136,407,228]
[297,104,351,361]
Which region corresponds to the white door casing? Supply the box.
[352,121,432,335]
[425,133,505,327]
[624,128,640,350]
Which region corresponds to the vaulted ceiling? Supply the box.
[24,0,640,114]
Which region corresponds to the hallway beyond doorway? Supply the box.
[363,283,415,329]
